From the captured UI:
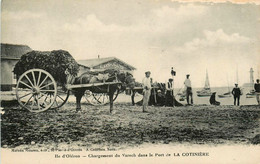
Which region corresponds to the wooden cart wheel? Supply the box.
[16,69,57,112]
[84,89,119,106]
[51,87,70,109]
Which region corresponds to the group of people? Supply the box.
[209,83,242,106]
[141,71,193,112]
[141,71,260,112]
[211,80,260,106]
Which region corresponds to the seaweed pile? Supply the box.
[14,50,79,85]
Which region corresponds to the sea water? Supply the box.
[175,87,258,106]
[114,87,258,106]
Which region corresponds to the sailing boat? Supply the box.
[218,89,231,98]
[197,70,212,97]
[176,87,186,101]
[218,77,231,98]
[246,68,256,98]
[235,66,244,95]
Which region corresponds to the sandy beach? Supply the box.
[1,94,260,150]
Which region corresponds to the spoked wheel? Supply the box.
[84,89,119,106]
[16,69,57,113]
[51,86,70,109]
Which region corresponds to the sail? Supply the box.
[236,66,239,84]
[204,70,210,89]
[227,75,230,92]
[197,69,212,97]
[249,68,254,90]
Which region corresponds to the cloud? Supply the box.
[171,0,260,5]
[158,29,259,87]
[2,11,45,21]
[61,4,208,34]
[2,2,259,87]
[181,29,252,52]
[153,4,207,18]
[62,14,125,32]
[55,4,209,60]
[171,29,257,66]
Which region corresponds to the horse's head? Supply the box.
[116,72,136,90]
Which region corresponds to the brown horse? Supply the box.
[124,73,142,105]
[72,70,133,113]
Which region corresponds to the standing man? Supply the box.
[184,74,193,105]
[142,71,152,112]
[232,83,241,106]
[165,78,174,106]
[254,79,260,105]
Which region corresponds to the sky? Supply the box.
[1,0,260,88]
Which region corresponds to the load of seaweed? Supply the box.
[13,50,79,85]
[82,69,120,76]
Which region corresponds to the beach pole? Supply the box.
[171,75,175,107]
[151,78,157,104]
[153,87,157,104]
[171,67,176,107]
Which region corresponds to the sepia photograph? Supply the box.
[1,0,260,163]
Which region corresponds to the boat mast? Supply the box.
[250,68,254,90]
[236,66,239,84]
[204,69,210,89]
[227,75,230,92]
[257,68,260,79]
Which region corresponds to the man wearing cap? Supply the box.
[184,74,193,105]
[156,90,165,106]
[142,71,152,112]
[232,83,242,106]
[254,79,260,105]
[165,78,174,106]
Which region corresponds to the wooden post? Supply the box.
[151,78,157,104]
[171,67,176,107]
[153,87,157,104]
[172,75,175,107]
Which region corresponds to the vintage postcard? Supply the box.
[1,0,260,163]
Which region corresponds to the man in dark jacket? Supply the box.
[232,84,241,106]
[165,78,174,106]
[254,79,260,105]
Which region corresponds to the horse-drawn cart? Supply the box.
[16,68,122,113]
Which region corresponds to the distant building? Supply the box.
[243,68,255,88]
[77,57,136,74]
[1,43,32,91]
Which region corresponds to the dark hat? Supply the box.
[235,83,238,85]
[169,78,173,81]
[145,71,151,74]
[186,74,190,76]
[212,92,216,94]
